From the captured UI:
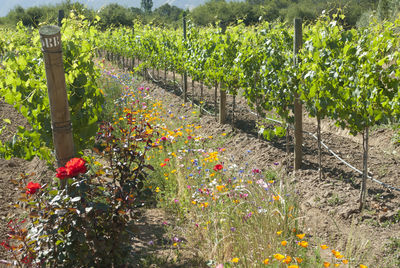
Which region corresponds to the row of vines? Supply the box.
[95,14,400,208]
[97,14,400,138]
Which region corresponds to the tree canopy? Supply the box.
[0,0,387,29]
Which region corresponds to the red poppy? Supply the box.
[65,158,87,177]
[56,166,69,179]
[164,158,170,162]
[213,164,223,171]
[26,182,41,195]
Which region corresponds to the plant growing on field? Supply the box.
[300,13,349,180]
[333,18,400,210]
[0,15,104,162]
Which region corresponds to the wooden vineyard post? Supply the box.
[58,10,64,27]
[219,86,227,124]
[293,18,303,171]
[132,26,135,70]
[359,127,369,211]
[214,82,218,118]
[39,26,75,182]
[183,13,188,103]
[219,23,227,124]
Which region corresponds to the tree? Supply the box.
[98,4,133,28]
[246,0,265,4]
[141,0,153,13]
[378,0,390,20]
[152,4,183,25]
[25,7,45,27]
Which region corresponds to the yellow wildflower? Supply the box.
[296,233,305,239]
[273,254,285,261]
[283,256,292,264]
[295,257,303,263]
[231,258,239,263]
[298,241,308,248]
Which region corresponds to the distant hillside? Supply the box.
[0,0,239,17]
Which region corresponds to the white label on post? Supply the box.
[41,36,61,49]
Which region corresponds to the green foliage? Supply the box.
[0,17,104,161]
[62,15,105,152]
[189,0,378,27]
[96,13,400,142]
[152,4,183,26]
[141,0,153,13]
[0,0,380,28]
[1,2,94,28]
[98,3,134,28]
[190,0,262,26]
[378,0,390,21]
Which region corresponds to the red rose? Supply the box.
[56,166,69,180]
[26,182,41,195]
[65,158,87,177]
[213,164,223,171]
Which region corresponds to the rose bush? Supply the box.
[56,158,87,179]
[25,181,41,195]
[1,117,155,267]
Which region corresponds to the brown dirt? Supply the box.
[0,100,54,264]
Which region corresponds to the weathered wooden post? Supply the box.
[58,10,64,27]
[39,26,75,175]
[293,18,303,170]
[132,26,135,69]
[183,12,188,103]
[219,23,227,124]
